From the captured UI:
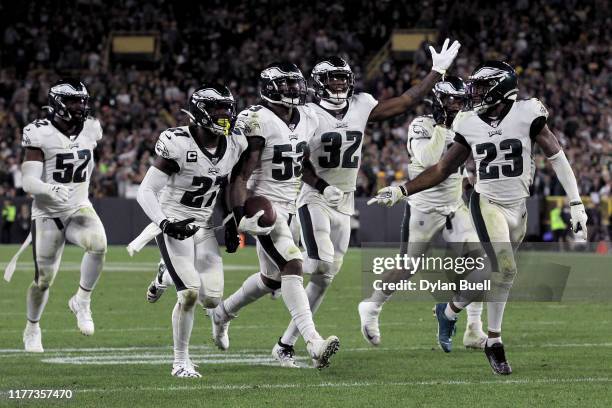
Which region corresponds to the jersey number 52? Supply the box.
[52,150,91,183]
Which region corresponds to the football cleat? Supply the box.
[146,262,168,303]
[358,301,382,346]
[23,324,44,353]
[272,339,299,368]
[434,303,457,353]
[210,303,230,350]
[68,295,94,336]
[171,361,202,378]
[485,342,512,375]
[307,336,340,370]
[463,323,487,349]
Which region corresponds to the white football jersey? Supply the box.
[298,93,378,215]
[154,126,248,227]
[235,104,319,213]
[453,98,548,205]
[406,115,463,214]
[22,117,102,218]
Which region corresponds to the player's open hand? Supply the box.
[238,210,274,236]
[367,186,407,207]
[430,38,461,74]
[160,218,199,240]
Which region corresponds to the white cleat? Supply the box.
[146,262,168,303]
[210,303,230,350]
[171,361,202,378]
[23,324,44,353]
[463,322,487,349]
[358,301,382,346]
[68,295,94,336]
[307,336,340,370]
[272,341,299,368]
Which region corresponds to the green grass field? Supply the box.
[0,244,611,407]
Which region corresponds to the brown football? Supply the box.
[244,195,277,227]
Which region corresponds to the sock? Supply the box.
[172,301,180,342]
[280,281,327,346]
[26,320,40,330]
[466,302,483,326]
[368,290,391,306]
[487,301,506,334]
[79,252,104,292]
[26,282,49,323]
[76,287,91,301]
[173,301,195,366]
[280,275,320,343]
[444,303,459,320]
[223,273,272,316]
[486,336,502,347]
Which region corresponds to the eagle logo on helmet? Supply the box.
[182,84,236,137]
[260,62,307,107]
[466,61,518,113]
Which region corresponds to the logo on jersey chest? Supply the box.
[488,129,503,137]
[335,122,348,128]
[186,151,198,162]
[68,142,80,149]
[208,166,220,175]
[288,134,298,141]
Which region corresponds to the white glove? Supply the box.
[569,202,588,241]
[367,185,407,207]
[238,210,274,236]
[429,38,461,75]
[323,185,343,206]
[46,184,72,202]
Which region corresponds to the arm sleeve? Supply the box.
[410,125,447,167]
[137,166,170,226]
[547,150,581,203]
[21,161,50,196]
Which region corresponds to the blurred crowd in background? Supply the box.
[0,0,609,240]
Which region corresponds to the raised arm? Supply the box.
[368,39,461,122]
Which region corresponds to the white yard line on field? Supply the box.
[0,262,258,272]
[3,377,607,394]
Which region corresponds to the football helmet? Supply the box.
[47,79,90,127]
[431,76,467,125]
[311,56,355,103]
[183,84,236,136]
[466,61,518,113]
[260,62,307,107]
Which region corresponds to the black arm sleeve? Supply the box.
[530,116,547,140]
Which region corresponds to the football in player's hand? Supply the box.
[245,195,276,227]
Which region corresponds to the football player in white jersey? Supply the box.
[359,76,487,351]
[368,61,588,374]
[271,39,462,366]
[136,84,247,378]
[209,62,341,369]
[20,79,107,352]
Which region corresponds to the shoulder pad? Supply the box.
[235,106,266,137]
[353,92,378,109]
[22,119,53,148]
[408,116,434,139]
[83,118,103,141]
[155,129,186,161]
[526,98,549,119]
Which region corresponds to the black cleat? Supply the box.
[484,342,512,375]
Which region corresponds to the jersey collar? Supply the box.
[477,101,514,128]
[189,127,227,164]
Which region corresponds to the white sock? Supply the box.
[368,290,391,306]
[76,287,91,301]
[79,252,104,292]
[487,301,506,334]
[466,302,483,325]
[173,301,195,366]
[280,275,320,344]
[280,281,327,346]
[486,336,502,347]
[223,273,272,317]
[172,302,180,342]
[26,320,40,330]
[26,282,49,323]
[444,303,459,320]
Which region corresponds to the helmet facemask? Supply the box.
[183,87,236,137]
[263,76,307,107]
[313,70,354,104]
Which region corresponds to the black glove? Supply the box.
[224,217,240,253]
[432,105,448,126]
[159,218,199,240]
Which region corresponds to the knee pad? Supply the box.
[200,295,221,309]
[178,288,199,308]
[35,259,59,290]
[86,233,107,255]
[311,256,343,288]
